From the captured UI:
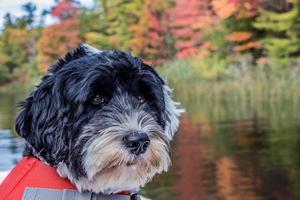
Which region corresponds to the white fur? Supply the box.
[163,85,185,139]
[81,43,102,55]
[58,109,170,194]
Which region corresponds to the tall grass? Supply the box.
[158,59,300,127]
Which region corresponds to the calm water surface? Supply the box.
[0,86,300,200]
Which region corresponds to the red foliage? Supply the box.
[168,0,217,58]
[131,0,169,65]
[51,0,78,19]
[37,0,80,72]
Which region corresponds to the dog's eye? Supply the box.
[137,95,146,104]
[92,94,105,105]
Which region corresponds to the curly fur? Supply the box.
[15,44,183,194]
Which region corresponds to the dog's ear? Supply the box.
[140,62,184,139]
[15,97,34,142]
[51,43,101,73]
[163,85,184,139]
[15,78,68,165]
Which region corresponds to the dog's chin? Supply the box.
[57,152,170,194]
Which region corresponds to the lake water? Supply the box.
[1,83,300,200]
[0,91,24,171]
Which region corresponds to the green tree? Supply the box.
[0,2,37,79]
[79,1,112,49]
[21,2,37,28]
[82,0,144,51]
[253,0,300,65]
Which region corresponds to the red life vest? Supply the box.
[0,156,76,200]
[0,156,132,200]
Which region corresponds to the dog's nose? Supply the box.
[123,132,150,155]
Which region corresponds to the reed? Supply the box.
[158,59,300,126]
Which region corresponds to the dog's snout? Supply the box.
[123,132,150,155]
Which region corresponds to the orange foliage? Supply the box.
[212,0,237,19]
[37,0,80,72]
[226,32,253,42]
[6,28,31,44]
[212,0,261,55]
[37,19,80,72]
[212,0,260,20]
[256,56,268,65]
[233,41,262,52]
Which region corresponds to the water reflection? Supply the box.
[0,129,23,171]
[0,91,24,171]
[173,117,217,200]
[1,86,300,199]
[143,115,300,200]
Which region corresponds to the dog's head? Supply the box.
[15,44,183,193]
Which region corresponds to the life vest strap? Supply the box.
[22,187,131,200]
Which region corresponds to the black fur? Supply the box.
[15,46,168,178]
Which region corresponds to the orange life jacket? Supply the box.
[0,156,76,200]
[0,156,132,200]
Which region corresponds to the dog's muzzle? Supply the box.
[123,132,150,155]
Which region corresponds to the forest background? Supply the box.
[0,0,299,84]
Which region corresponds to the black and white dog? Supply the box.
[15,44,183,195]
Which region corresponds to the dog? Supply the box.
[12,44,183,197]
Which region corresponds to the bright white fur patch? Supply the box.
[81,43,102,55]
[163,85,185,139]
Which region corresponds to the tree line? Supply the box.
[0,0,299,82]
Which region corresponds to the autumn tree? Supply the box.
[131,0,172,65]
[106,0,144,50]
[168,0,216,58]
[37,0,81,72]
[211,0,262,57]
